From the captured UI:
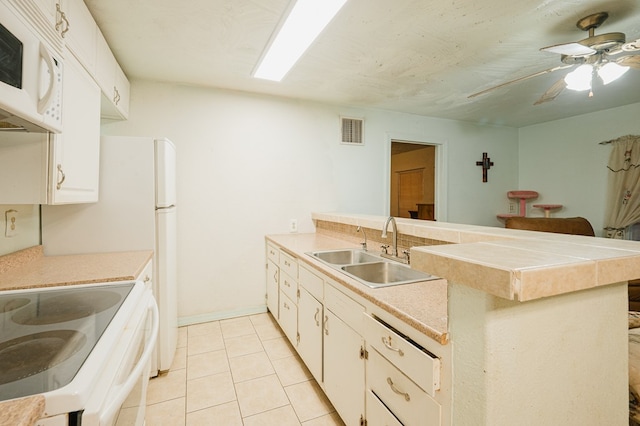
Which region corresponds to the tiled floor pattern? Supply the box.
[145,313,346,425]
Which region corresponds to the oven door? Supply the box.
[80,289,159,426]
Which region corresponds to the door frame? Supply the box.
[384,132,448,222]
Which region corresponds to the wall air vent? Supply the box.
[341,117,364,145]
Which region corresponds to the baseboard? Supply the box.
[178,305,268,327]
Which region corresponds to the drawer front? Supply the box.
[299,264,323,301]
[366,389,403,426]
[279,271,298,302]
[266,243,279,263]
[368,348,441,426]
[324,281,364,334]
[363,313,440,395]
[279,291,298,346]
[279,251,298,279]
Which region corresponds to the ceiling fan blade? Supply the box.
[533,78,567,105]
[540,42,596,56]
[617,55,640,70]
[468,65,573,99]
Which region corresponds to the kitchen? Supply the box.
[2,0,640,424]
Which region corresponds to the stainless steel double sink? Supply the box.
[307,249,439,288]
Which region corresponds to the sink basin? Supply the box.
[309,249,380,265]
[341,262,438,288]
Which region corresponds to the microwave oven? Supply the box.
[0,2,63,133]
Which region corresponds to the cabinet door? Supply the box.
[96,30,130,120]
[279,291,297,346]
[60,0,97,72]
[298,287,323,382]
[266,259,279,319]
[323,309,365,426]
[48,52,100,204]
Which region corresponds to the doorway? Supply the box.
[390,141,436,220]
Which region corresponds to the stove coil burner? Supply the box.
[0,330,87,385]
[12,291,122,325]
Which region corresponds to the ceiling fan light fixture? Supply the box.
[598,62,630,85]
[252,0,348,82]
[564,64,593,91]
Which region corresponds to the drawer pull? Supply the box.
[284,260,290,267]
[382,336,404,356]
[324,315,329,335]
[386,377,410,402]
[314,308,320,326]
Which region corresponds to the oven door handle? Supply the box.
[100,296,159,422]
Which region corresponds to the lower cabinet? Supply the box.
[279,291,298,346]
[266,258,279,319]
[297,287,323,382]
[323,308,365,426]
[264,241,445,426]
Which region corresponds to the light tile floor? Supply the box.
[145,313,345,426]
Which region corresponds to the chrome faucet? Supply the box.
[356,226,368,251]
[381,216,398,257]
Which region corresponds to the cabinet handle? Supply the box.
[144,275,150,283]
[324,315,329,335]
[56,164,66,189]
[314,308,320,326]
[386,377,411,401]
[273,270,278,282]
[55,3,70,37]
[284,280,290,287]
[284,260,290,267]
[113,86,121,105]
[284,302,289,310]
[381,336,404,357]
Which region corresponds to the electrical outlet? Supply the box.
[509,203,516,214]
[5,209,17,238]
[289,219,298,233]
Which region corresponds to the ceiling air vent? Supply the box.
[341,117,364,145]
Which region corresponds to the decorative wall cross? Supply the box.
[476,152,494,182]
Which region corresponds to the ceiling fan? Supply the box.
[468,12,640,105]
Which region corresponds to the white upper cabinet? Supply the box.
[58,0,96,73]
[96,31,130,119]
[47,51,100,204]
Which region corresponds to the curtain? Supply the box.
[604,135,640,238]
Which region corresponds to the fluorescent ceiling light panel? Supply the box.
[253,0,348,81]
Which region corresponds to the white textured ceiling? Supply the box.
[84,0,640,127]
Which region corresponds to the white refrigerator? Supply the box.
[41,136,178,376]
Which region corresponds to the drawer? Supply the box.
[266,243,279,263]
[363,313,440,396]
[299,264,323,301]
[367,347,441,426]
[279,250,298,279]
[366,389,403,426]
[279,271,298,302]
[324,281,364,334]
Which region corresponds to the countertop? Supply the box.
[0,245,153,425]
[0,245,153,291]
[266,233,449,345]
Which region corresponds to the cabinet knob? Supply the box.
[56,164,66,190]
[55,4,70,37]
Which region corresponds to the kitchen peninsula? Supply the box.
[266,212,639,425]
